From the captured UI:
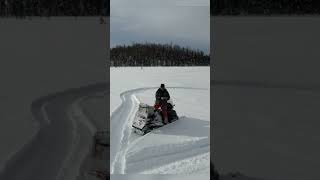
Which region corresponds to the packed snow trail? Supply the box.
[0,83,107,180]
[111,87,209,174]
[110,87,154,174]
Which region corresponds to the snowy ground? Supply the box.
[110,67,210,175]
[212,17,320,180]
[0,17,107,180]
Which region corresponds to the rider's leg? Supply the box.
[161,103,168,124]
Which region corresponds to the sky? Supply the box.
[110,0,210,54]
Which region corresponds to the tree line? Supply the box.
[0,0,109,17]
[211,0,320,15]
[110,43,210,67]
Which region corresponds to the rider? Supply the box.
[154,84,170,124]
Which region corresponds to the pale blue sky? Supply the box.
[110,0,210,54]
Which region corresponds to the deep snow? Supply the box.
[110,67,210,175]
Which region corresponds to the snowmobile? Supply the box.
[132,99,179,135]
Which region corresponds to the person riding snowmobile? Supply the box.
[154,84,170,124]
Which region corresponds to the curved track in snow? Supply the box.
[0,83,107,180]
[111,87,209,174]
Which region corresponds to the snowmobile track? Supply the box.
[0,83,107,180]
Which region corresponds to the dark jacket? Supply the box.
[155,88,170,100]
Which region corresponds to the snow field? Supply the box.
[110,67,210,175]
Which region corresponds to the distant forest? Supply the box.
[211,0,320,15]
[110,43,210,67]
[0,0,109,17]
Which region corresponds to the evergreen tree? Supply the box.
[110,43,210,67]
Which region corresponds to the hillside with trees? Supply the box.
[110,43,210,66]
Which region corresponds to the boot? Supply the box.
[163,117,168,124]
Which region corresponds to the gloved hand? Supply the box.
[154,103,160,109]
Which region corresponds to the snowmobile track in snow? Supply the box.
[110,86,209,174]
[0,83,107,180]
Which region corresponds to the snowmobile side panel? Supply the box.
[132,117,148,129]
[132,104,152,129]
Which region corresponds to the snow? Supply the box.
[110,67,210,175]
[213,17,320,180]
[0,17,107,180]
[110,67,209,115]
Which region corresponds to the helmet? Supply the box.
[160,84,165,88]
